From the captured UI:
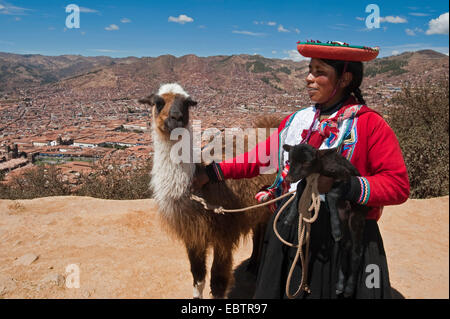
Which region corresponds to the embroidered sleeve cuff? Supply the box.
[343,176,366,204]
[344,176,370,205]
[356,177,370,205]
[205,162,225,183]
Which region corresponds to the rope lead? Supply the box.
[190,174,321,299]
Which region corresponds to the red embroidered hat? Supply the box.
[297,40,379,62]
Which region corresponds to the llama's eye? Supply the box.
[155,101,165,112]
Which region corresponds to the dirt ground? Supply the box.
[0,195,448,299]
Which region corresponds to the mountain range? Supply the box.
[0,50,448,96]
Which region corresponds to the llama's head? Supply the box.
[139,83,197,137]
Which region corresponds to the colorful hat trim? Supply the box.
[297,40,379,62]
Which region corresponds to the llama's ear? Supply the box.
[185,97,198,107]
[138,95,154,105]
[139,94,165,112]
[283,144,292,152]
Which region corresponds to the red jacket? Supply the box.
[218,103,410,221]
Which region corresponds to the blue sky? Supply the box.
[0,0,448,59]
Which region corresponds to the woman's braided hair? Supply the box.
[321,59,366,105]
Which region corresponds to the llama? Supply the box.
[139,83,278,299]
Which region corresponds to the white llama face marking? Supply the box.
[158,83,189,98]
[193,280,205,299]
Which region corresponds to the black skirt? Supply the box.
[253,181,392,299]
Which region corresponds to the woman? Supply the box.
[193,41,410,299]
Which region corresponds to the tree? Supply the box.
[386,77,449,198]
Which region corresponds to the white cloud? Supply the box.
[277,24,289,32]
[120,18,131,23]
[283,49,308,62]
[254,21,277,26]
[272,50,277,54]
[426,12,449,35]
[380,16,408,23]
[232,30,265,36]
[405,28,416,36]
[294,28,300,34]
[105,24,119,31]
[409,12,430,16]
[392,50,400,55]
[0,2,30,15]
[382,43,450,56]
[79,7,98,13]
[405,27,424,36]
[168,14,194,24]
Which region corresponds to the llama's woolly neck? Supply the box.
[151,122,196,210]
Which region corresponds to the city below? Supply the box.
[0,49,448,187]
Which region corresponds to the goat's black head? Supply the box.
[283,143,320,183]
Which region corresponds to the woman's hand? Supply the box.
[191,165,210,192]
[317,175,334,194]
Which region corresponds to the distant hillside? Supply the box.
[365,50,448,78]
[0,52,137,92]
[46,55,308,103]
[0,50,448,95]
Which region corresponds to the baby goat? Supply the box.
[283,143,369,298]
